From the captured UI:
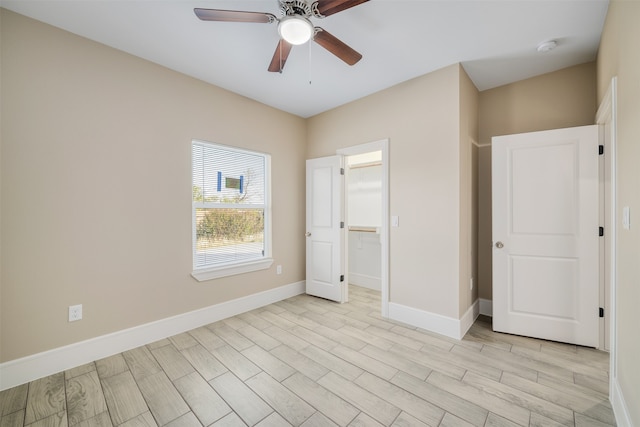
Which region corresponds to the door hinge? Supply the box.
[599,307,604,318]
[340,275,344,282]
[599,226,604,237]
[340,168,345,175]
[340,221,345,229]
[599,145,604,155]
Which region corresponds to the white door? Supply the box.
[492,125,599,347]
[306,156,345,302]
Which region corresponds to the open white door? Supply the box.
[306,156,345,302]
[492,125,599,347]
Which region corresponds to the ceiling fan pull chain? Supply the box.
[308,42,312,85]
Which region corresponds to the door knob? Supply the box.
[495,241,504,249]
[305,232,311,237]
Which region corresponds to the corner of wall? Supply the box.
[458,63,480,318]
[388,298,479,341]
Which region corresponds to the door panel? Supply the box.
[306,156,344,302]
[510,256,578,318]
[492,125,599,347]
[311,241,333,284]
[312,167,333,227]
[511,144,576,235]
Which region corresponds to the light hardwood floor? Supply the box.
[0,286,615,427]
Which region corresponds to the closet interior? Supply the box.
[346,151,382,291]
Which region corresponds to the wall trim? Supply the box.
[349,273,381,291]
[0,281,305,391]
[479,298,493,317]
[611,377,632,426]
[388,300,479,340]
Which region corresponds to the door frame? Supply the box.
[337,139,390,316]
[595,78,617,388]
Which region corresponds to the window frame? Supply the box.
[191,140,273,281]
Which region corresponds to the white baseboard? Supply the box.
[479,298,493,317]
[388,300,479,340]
[611,376,633,426]
[459,300,480,338]
[0,281,305,391]
[349,273,381,291]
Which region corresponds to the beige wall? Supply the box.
[0,10,307,362]
[476,62,597,300]
[308,64,478,319]
[597,1,640,423]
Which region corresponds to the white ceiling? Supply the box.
[2,0,609,118]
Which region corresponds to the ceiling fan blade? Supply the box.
[194,8,276,23]
[268,40,293,73]
[314,28,362,66]
[314,0,369,17]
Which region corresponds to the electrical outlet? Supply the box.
[69,304,82,322]
[276,265,282,275]
[470,278,474,291]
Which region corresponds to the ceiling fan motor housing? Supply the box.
[279,0,320,18]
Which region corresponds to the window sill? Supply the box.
[191,258,274,282]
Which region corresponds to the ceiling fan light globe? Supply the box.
[278,16,313,45]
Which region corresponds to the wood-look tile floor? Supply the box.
[0,286,615,427]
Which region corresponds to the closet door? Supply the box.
[492,125,599,347]
[306,156,345,302]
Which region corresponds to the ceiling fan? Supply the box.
[194,0,369,73]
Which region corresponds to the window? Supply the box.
[191,140,272,281]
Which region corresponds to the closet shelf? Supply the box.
[348,226,379,233]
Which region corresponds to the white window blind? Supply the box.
[192,141,269,273]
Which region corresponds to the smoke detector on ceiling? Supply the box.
[537,40,557,53]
